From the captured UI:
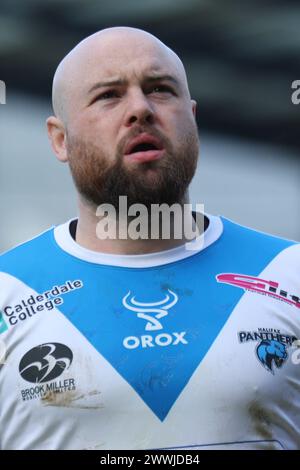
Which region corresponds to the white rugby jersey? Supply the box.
[0,214,299,450]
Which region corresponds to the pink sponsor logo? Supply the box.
[216,273,300,309]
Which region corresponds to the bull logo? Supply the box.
[256,340,288,374]
[122,289,178,331]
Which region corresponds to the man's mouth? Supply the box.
[124,133,165,163]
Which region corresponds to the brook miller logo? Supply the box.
[19,343,73,383]
[122,290,188,350]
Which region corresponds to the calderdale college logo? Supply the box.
[122,289,188,350]
[2,279,83,330]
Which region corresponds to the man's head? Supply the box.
[47,27,199,209]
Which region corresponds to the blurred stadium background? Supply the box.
[0,0,299,252]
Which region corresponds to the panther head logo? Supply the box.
[256,340,288,374]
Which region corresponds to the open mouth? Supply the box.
[130,142,159,153]
[124,134,165,163]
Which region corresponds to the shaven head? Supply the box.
[52,26,191,124]
[47,26,199,211]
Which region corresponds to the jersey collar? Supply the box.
[53,213,223,268]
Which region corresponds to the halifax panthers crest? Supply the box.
[256,340,287,374]
[238,328,297,375]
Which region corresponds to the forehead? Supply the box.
[82,40,180,85]
[91,62,174,83]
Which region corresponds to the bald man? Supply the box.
[47,26,200,253]
[0,27,300,450]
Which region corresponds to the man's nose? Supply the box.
[124,89,154,127]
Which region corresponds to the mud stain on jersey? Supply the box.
[248,400,283,449]
[41,389,103,409]
[160,283,193,297]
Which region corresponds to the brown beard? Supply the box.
[66,125,199,211]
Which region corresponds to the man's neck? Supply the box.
[74,196,207,255]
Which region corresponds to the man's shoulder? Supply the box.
[221,216,299,250]
[0,226,55,271]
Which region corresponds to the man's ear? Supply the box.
[46,116,68,162]
[191,99,197,118]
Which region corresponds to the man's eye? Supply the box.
[150,85,173,94]
[96,90,119,100]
